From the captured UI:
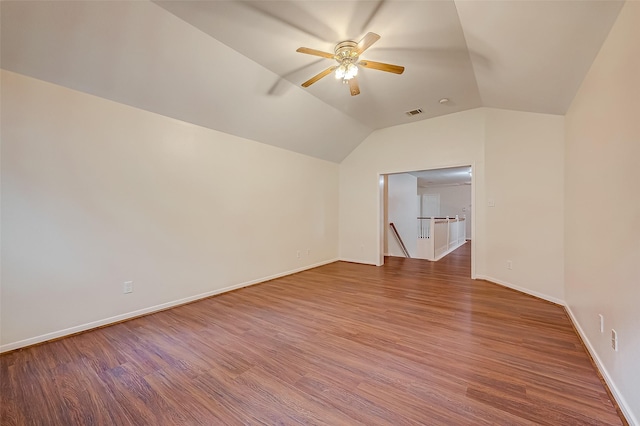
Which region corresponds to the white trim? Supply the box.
[474,274,566,306]
[377,162,476,276]
[475,276,635,424]
[432,239,467,262]
[565,307,638,426]
[339,257,378,266]
[469,164,476,279]
[0,258,338,354]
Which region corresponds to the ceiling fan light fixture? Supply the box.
[345,62,358,80]
[296,32,403,96]
[335,60,358,81]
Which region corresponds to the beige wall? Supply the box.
[339,107,565,303]
[1,70,340,350]
[565,2,640,423]
[3,4,637,414]
[386,173,418,257]
[339,108,487,266]
[480,108,565,302]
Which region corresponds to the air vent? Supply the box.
[406,108,423,117]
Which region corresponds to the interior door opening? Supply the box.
[379,165,474,277]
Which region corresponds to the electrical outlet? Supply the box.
[307,248,311,256]
[599,314,604,333]
[296,250,301,259]
[506,260,513,270]
[611,329,618,351]
[123,281,133,294]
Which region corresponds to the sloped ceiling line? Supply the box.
[1,0,624,162]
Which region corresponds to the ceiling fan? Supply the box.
[296,32,404,96]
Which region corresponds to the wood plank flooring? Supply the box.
[1,244,625,425]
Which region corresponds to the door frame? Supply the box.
[377,163,476,279]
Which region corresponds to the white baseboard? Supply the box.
[565,307,638,426]
[433,240,467,261]
[474,276,635,425]
[474,274,565,306]
[339,257,379,266]
[0,258,339,354]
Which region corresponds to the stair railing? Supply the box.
[389,222,411,258]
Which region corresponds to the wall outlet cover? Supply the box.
[599,314,604,333]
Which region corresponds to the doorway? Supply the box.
[380,165,474,276]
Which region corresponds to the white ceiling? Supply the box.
[409,166,472,187]
[1,1,624,163]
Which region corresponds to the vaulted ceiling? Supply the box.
[1,1,624,162]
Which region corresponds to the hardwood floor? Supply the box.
[1,244,625,425]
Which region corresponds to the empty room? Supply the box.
[1,1,638,424]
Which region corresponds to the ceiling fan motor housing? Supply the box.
[334,41,359,62]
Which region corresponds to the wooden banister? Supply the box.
[389,222,411,258]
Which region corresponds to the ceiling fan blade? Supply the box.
[348,78,360,96]
[359,60,405,74]
[356,32,381,55]
[301,66,337,87]
[296,47,335,59]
